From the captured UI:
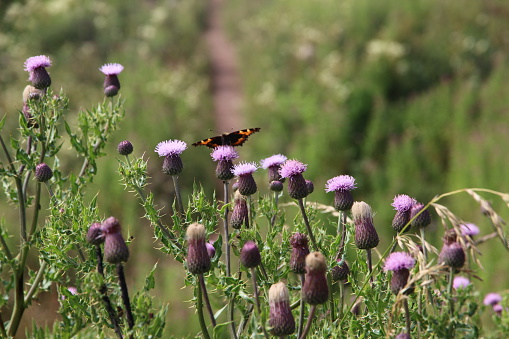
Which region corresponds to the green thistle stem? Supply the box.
[172,175,185,220]
[403,298,411,337]
[117,264,134,330]
[299,305,316,339]
[297,274,305,338]
[297,199,318,251]
[196,276,211,339]
[251,268,269,338]
[199,273,216,327]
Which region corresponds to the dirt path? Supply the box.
[204,0,244,132]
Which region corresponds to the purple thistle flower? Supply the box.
[24,55,52,72]
[232,162,258,196]
[279,159,307,178]
[206,242,216,259]
[493,303,504,315]
[99,63,124,97]
[24,55,52,89]
[391,194,417,212]
[211,145,239,161]
[384,252,415,272]
[99,63,124,75]
[155,139,187,156]
[260,154,287,169]
[484,293,502,306]
[460,223,480,237]
[453,276,471,290]
[325,175,356,192]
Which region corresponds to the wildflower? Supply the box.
[460,223,480,237]
[484,293,502,306]
[230,190,249,229]
[289,233,310,274]
[453,276,471,290]
[101,217,129,264]
[155,139,187,175]
[302,252,329,305]
[391,194,416,233]
[240,241,261,268]
[232,162,258,196]
[86,222,104,245]
[99,63,124,97]
[186,223,211,274]
[279,159,308,200]
[24,55,52,89]
[493,304,504,315]
[211,145,238,181]
[35,163,53,182]
[117,140,133,156]
[261,154,287,182]
[352,201,379,249]
[410,202,431,229]
[268,282,295,336]
[384,252,415,294]
[325,175,356,211]
[438,230,465,269]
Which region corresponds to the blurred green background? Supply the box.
[1,0,509,336]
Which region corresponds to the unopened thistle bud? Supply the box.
[352,201,379,249]
[240,241,261,268]
[391,194,416,233]
[331,260,350,282]
[211,146,238,181]
[231,190,249,229]
[384,252,415,295]
[438,229,465,268]
[289,233,310,274]
[232,162,258,196]
[101,217,129,264]
[269,180,283,192]
[117,140,133,156]
[261,154,287,183]
[155,139,187,175]
[186,223,211,274]
[86,222,104,245]
[206,242,216,258]
[302,252,329,305]
[268,282,295,336]
[24,55,52,89]
[325,175,356,211]
[35,163,53,182]
[279,159,308,200]
[410,202,431,229]
[305,180,314,195]
[99,63,123,97]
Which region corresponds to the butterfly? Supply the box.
[192,128,261,148]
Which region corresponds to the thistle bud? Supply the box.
[269,180,284,192]
[117,140,133,156]
[410,202,431,229]
[391,194,416,233]
[331,260,350,282]
[206,242,216,259]
[240,241,261,268]
[305,180,314,195]
[438,230,465,268]
[86,222,104,245]
[99,63,123,97]
[302,252,328,305]
[162,155,184,175]
[289,233,310,274]
[35,163,53,182]
[352,201,379,249]
[186,223,211,274]
[231,191,249,229]
[101,217,129,264]
[268,282,295,336]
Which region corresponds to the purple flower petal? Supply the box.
[391,194,417,212]
[211,145,239,162]
[232,162,258,176]
[279,159,307,178]
[24,55,52,71]
[484,293,502,306]
[460,223,480,236]
[99,63,124,75]
[453,276,470,290]
[260,154,287,169]
[155,139,187,156]
[325,175,356,192]
[384,252,415,272]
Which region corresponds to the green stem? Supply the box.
[196,276,211,339]
[117,264,134,330]
[270,191,279,228]
[251,268,269,338]
[420,228,427,261]
[366,249,373,285]
[447,267,455,316]
[24,261,47,304]
[338,282,344,319]
[327,273,335,322]
[299,305,316,339]
[297,199,318,251]
[403,299,411,337]
[223,181,231,276]
[172,175,185,220]
[199,274,216,327]
[336,211,348,260]
[297,274,305,338]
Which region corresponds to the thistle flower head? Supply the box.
[232,162,258,196]
[305,251,327,273]
[268,282,295,336]
[35,163,53,182]
[269,180,283,192]
[484,293,502,306]
[230,191,249,229]
[438,230,465,268]
[86,222,104,245]
[117,140,133,156]
[493,304,504,315]
[211,145,239,161]
[395,333,411,339]
[352,201,379,249]
[351,201,373,222]
[289,233,310,274]
[24,55,52,72]
[460,223,480,237]
[302,252,329,305]
[289,232,309,248]
[331,260,350,282]
[102,218,129,264]
[391,194,416,212]
[99,63,124,75]
[206,242,216,258]
[325,175,356,192]
[240,241,261,268]
[279,159,307,178]
[261,154,287,169]
[410,202,431,228]
[232,162,258,176]
[305,180,314,194]
[101,216,122,234]
[384,252,415,272]
[186,223,211,274]
[453,276,471,290]
[155,139,187,157]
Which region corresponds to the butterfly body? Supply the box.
[192,128,261,148]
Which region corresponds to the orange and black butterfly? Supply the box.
[192,128,261,148]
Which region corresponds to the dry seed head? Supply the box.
[305,252,327,272]
[186,223,206,241]
[269,282,290,304]
[351,201,373,222]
